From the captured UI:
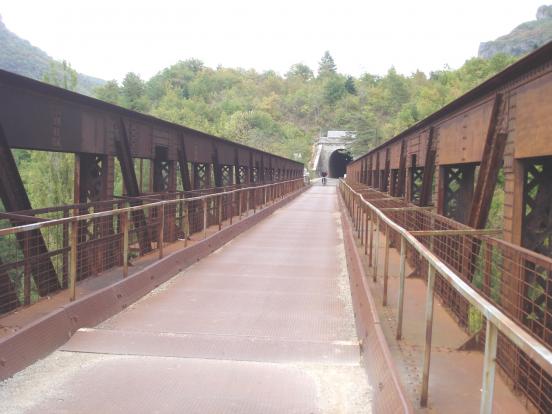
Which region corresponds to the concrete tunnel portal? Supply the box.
[328,149,352,178]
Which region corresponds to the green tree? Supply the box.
[19,151,74,208]
[43,60,78,91]
[94,80,121,105]
[344,75,357,94]
[318,51,337,77]
[323,77,346,104]
[286,63,313,80]
[121,72,148,111]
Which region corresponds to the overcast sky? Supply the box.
[1,1,547,81]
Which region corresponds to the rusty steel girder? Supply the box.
[0,69,302,178]
[346,42,552,414]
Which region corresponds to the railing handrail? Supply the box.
[339,178,552,376]
[0,181,290,217]
[0,178,304,237]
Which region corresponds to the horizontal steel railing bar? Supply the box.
[2,183,270,217]
[0,246,68,273]
[340,179,552,377]
[0,212,50,223]
[410,229,502,237]
[0,179,304,237]
[379,207,434,212]
[482,234,552,267]
[359,197,398,202]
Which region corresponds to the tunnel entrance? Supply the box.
[328,149,352,178]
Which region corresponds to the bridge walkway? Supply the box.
[0,183,372,414]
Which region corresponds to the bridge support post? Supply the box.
[69,219,78,302]
[357,197,361,234]
[421,264,436,407]
[383,223,390,306]
[121,211,129,278]
[238,190,242,219]
[396,236,406,340]
[182,200,189,247]
[229,192,233,225]
[368,211,374,267]
[202,199,207,239]
[480,319,498,414]
[158,205,164,259]
[364,207,368,255]
[373,216,380,282]
[218,195,222,230]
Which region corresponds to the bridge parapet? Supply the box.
[0,179,306,316]
[340,179,552,413]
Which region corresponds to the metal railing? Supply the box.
[339,179,552,414]
[0,179,305,314]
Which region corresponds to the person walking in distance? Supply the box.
[321,171,327,185]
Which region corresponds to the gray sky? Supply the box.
[1,0,547,81]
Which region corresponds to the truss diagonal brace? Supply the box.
[0,123,60,302]
[420,127,436,206]
[116,119,151,254]
[468,93,509,229]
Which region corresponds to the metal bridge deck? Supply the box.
[0,184,372,414]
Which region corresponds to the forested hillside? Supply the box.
[0,15,104,94]
[94,52,517,162]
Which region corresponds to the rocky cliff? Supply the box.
[478,5,552,58]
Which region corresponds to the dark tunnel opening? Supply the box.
[328,149,352,178]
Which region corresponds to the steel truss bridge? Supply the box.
[0,42,552,414]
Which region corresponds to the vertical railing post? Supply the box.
[247,188,251,215]
[483,240,492,296]
[364,207,369,255]
[158,204,165,259]
[69,219,78,302]
[356,196,361,235]
[229,192,234,225]
[351,194,355,227]
[121,210,129,278]
[429,213,436,251]
[360,203,364,243]
[369,210,374,266]
[373,216,380,282]
[182,200,189,247]
[238,190,242,219]
[421,264,436,407]
[23,233,31,306]
[480,319,498,414]
[218,194,223,230]
[396,236,406,340]
[383,223,390,306]
[62,208,69,288]
[203,198,208,239]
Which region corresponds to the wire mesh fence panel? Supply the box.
[0,179,305,319]
[342,180,552,413]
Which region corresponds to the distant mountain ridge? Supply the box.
[0,15,104,94]
[478,5,552,58]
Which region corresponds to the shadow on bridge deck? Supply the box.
[0,186,372,414]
